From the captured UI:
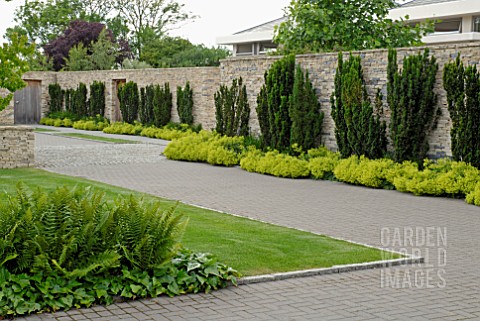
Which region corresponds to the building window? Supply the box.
[474,16,480,32]
[433,19,462,34]
[236,43,253,56]
[259,42,277,54]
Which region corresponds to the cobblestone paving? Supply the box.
[35,130,167,168]
[21,130,480,320]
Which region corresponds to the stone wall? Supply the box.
[221,42,480,158]
[24,68,220,130]
[0,126,35,168]
[0,89,14,125]
[21,42,480,158]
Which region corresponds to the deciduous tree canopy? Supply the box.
[274,0,434,54]
[0,34,35,111]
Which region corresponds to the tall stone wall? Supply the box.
[221,42,480,158]
[24,68,220,130]
[20,42,480,158]
[0,126,34,168]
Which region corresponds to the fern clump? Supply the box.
[0,185,240,317]
[0,185,184,275]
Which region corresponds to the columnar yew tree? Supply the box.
[443,55,480,168]
[139,85,155,125]
[118,81,139,123]
[257,55,295,151]
[139,87,146,123]
[64,89,75,113]
[331,52,387,159]
[289,66,324,150]
[140,85,153,125]
[177,82,194,124]
[48,84,63,113]
[73,83,88,117]
[257,55,324,151]
[153,83,172,127]
[88,81,105,116]
[215,77,250,137]
[388,48,439,164]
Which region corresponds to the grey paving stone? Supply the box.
[20,131,480,320]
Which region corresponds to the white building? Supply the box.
[217,0,480,56]
[389,0,480,44]
[216,17,287,57]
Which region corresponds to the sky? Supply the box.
[0,0,291,46]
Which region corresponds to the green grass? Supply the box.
[34,128,58,133]
[59,133,137,144]
[0,168,398,276]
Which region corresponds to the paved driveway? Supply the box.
[20,129,480,320]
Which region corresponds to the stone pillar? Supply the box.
[0,126,35,168]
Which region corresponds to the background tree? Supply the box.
[43,21,117,71]
[0,34,35,111]
[165,45,230,67]
[139,34,230,68]
[7,0,191,69]
[121,59,152,69]
[140,34,192,67]
[274,0,434,54]
[9,0,96,46]
[63,43,95,71]
[89,30,118,70]
[112,0,195,56]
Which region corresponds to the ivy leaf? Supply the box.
[130,284,142,294]
[167,282,179,296]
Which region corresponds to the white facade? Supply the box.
[217,0,480,56]
[216,17,286,57]
[389,0,480,44]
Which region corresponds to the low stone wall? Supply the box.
[0,126,35,168]
[0,89,14,125]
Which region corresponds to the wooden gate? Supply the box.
[14,80,42,124]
